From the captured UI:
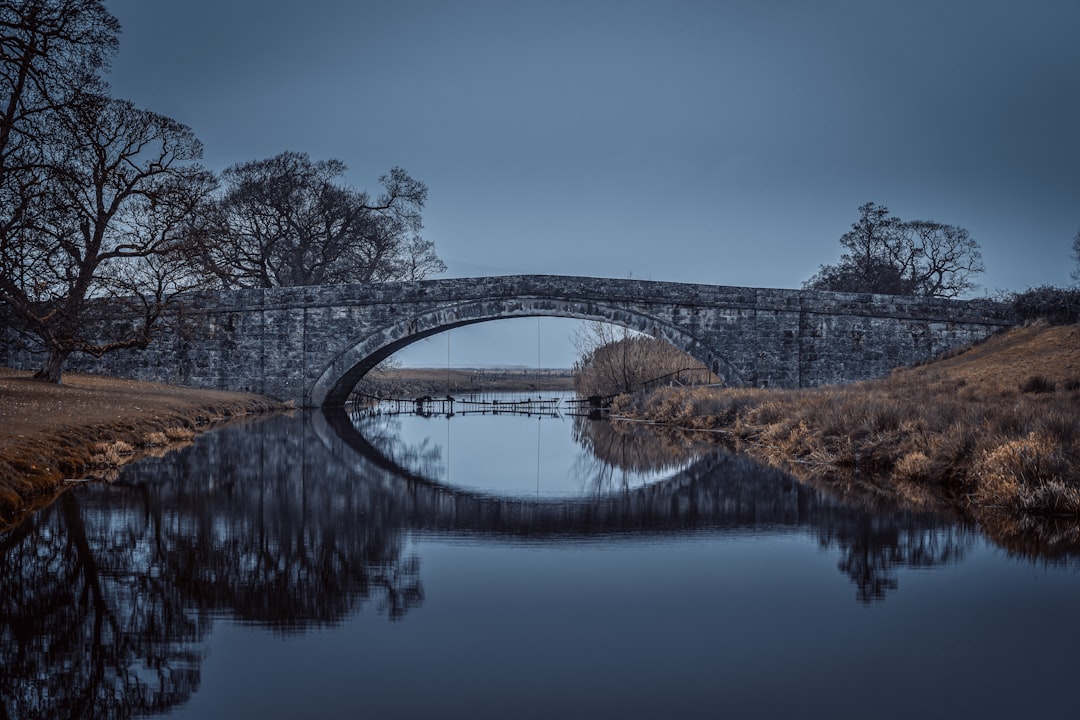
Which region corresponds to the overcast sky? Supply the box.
[104,0,1080,367]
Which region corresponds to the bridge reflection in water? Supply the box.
[0,411,973,719]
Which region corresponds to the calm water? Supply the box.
[2,395,1079,719]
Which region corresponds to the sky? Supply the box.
[104,0,1080,368]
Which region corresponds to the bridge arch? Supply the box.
[310,296,743,407]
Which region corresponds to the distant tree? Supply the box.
[1011,285,1080,325]
[0,93,213,382]
[802,255,916,295]
[804,202,984,298]
[194,151,444,288]
[1071,229,1079,285]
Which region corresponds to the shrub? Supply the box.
[574,333,717,398]
[1012,286,1080,325]
[971,433,1076,513]
[1020,375,1056,394]
[893,452,933,483]
[90,440,135,467]
[164,427,196,441]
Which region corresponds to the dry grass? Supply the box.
[612,323,1080,525]
[0,368,288,527]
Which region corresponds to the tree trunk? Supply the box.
[32,348,70,384]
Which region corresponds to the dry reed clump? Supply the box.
[970,433,1079,514]
[165,427,196,441]
[89,439,136,467]
[611,385,762,431]
[893,451,933,483]
[649,386,699,423]
[141,427,196,449]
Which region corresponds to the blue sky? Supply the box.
[105,0,1080,367]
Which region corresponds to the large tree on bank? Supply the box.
[2,93,213,382]
[0,0,213,383]
[193,151,445,289]
[804,202,984,298]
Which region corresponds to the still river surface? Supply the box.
[2,392,1080,719]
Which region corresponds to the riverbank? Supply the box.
[0,369,289,528]
[611,323,1080,534]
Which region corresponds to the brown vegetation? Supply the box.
[611,323,1080,528]
[573,332,718,398]
[0,369,287,527]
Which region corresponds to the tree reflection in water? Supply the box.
[0,414,422,720]
[0,493,205,720]
[571,414,715,495]
[1,411,977,718]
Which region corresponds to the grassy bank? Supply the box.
[612,323,1080,527]
[0,369,288,528]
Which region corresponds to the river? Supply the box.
[1,393,1078,719]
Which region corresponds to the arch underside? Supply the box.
[311,297,744,407]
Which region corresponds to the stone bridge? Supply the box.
[1,275,1013,407]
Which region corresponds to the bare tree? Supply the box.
[0,0,118,280]
[195,151,444,288]
[1071,229,1080,285]
[804,202,984,298]
[837,201,900,268]
[889,219,984,298]
[572,321,715,397]
[0,93,213,382]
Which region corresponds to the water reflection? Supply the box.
[0,493,206,720]
[816,514,970,603]
[0,415,423,720]
[1,410,978,719]
[348,397,708,498]
[321,407,972,601]
[571,415,717,495]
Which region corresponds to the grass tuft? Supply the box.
[1020,375,1056,394]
